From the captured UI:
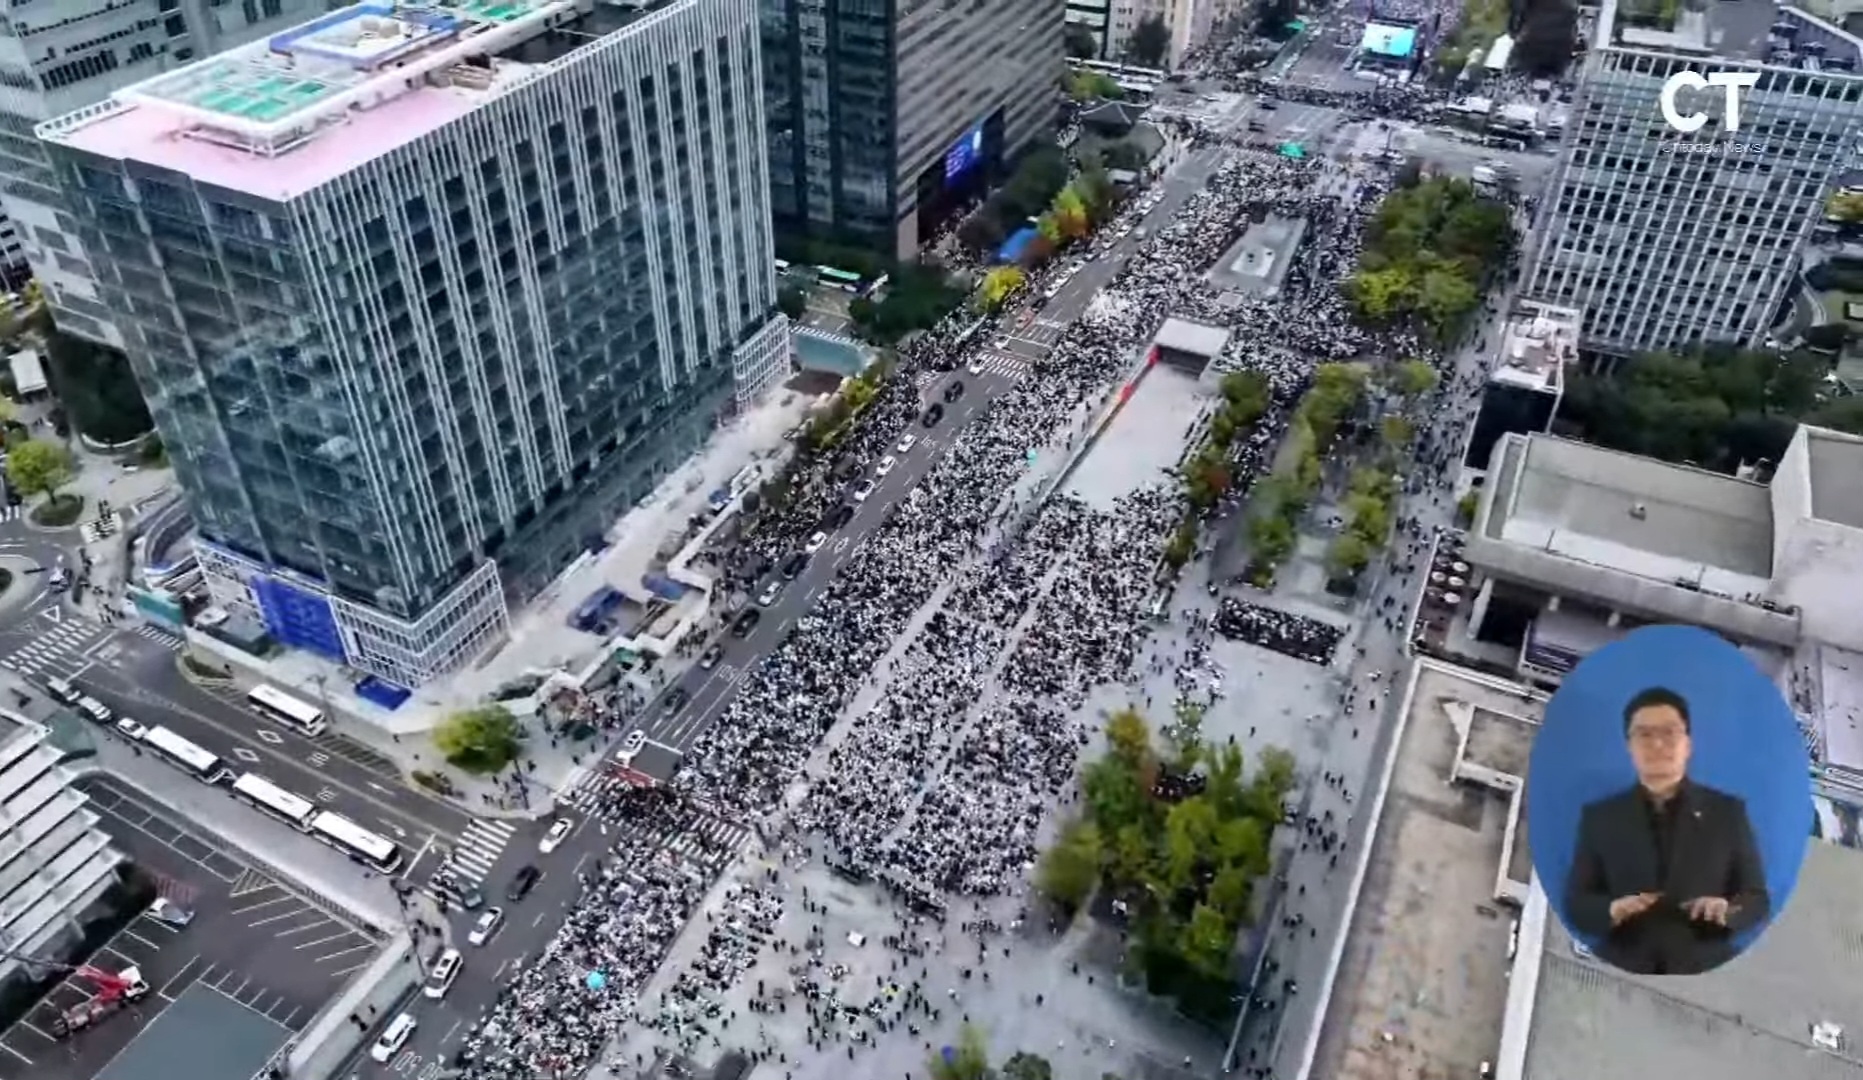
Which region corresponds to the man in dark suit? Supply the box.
[1564,686,1770,975]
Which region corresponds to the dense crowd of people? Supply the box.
[1216,598,1346,665]
[452,120,1461,1076]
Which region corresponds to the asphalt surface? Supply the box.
[0,777,379,1080]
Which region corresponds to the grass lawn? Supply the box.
[30,494,84,528]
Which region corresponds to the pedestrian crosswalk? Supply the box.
[0,616,112,678]
[420,817,518,905]
[562,772,756,873]
[130,624,186,650]
[79,512,122,543]
[0,505,19,523]
[0,618,188,681]
[445,818,518,883]
[971,351,1031,380]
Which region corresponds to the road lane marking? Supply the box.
[293,931,355,950]
[249,908,310,927]
[0,1040,34,1064]
[230,896,293,915]
[79,669,468,836]
[157,956,200,1000]
[317,944,375,963]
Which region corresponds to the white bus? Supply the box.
[309,811,401,873]
[142,726,229,783]
[231,773,317,830]
[247,684,327,736]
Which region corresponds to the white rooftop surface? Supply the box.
[1154,317,1232,359]
[1060,364,1205,511]
[37,0,578,202]
[1489,435,1776,589]
[1804,429,1863,531]
[7,348,45,395]
[1818,647,1863,772]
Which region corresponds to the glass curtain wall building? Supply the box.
[37,0,785,688]
[0,0,328,348]
[1522,0,1863,361]
[763,0,1063,259]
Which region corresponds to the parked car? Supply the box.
[145,898,194,929]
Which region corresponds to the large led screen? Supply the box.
[944,124,985,182]
[1359,23,1418,57]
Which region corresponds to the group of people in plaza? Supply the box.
[449,85,1488,1074]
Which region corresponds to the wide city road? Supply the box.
[627,148,1226,757]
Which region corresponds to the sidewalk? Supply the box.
[328,387,822,809]
[55,449,176,620]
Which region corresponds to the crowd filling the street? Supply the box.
[447,61,1516,1077]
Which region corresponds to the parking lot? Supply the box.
[0,778,384,1080]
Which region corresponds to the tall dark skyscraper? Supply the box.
[762,0,1064,260]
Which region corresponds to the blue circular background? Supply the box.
[1527,624,1814,953]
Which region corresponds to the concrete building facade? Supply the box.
[0,711,126,985]
[762,0,1064,260]
[0,0,329,348]
[1523,0,1863,359]
[37,0,787,689]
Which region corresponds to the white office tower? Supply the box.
[35,0,785,688]
[1523,0,1863,359]
[0,711,127,985]
[0,0,328,346]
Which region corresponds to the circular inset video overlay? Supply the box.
[1527,624,1813,976]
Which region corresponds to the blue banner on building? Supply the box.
[253,576,348,664]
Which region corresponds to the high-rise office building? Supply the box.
[38,0,788,689]
[1522,0,1862,359]
[0,706,126,985]
[0,0,327,348]
[763,0,1064,260]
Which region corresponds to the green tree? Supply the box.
[1162,521,1197,570]
[1219,370,1269,420]
[1390,358,1439,399]
[1380,415,1413,450]
[5,438,73,501]
[1036,818,1103,910]
[1326,532,1372,578]
[1348,267,1416,321]
[1065,23,1099,58]
[1161,797,1219,891]
[929,1024,994,1080]
[1002,1053,1054,1080]
[1105,707,1153,768]
[1830,190,1863,224]
[1247,512,1296,566]
[433,705,522,774]
[778,285,808,320]
[1126,14,1172,66]
[44,331,153,443]
[1179,903,1234,977]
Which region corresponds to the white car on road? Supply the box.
[896,434,917,454]
[875,455,897,477]
[467,907,504,946]
[967,357,986,375]
[804,531,828,554]
[853,478,876,502]
[116,718,148,740]
[540,818,575,854]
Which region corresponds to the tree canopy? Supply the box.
[1037,708,1295,1022]
[1559,346,1863,472]
[1512,0,1579,76]
[1248,364,1367,582]
[1065,24,1099,59]
[433,704,523,774]
[5,438,73,500]
[957,146,1072,254]
[1347,177,1512,340]
[848,264,965,344]
[1126,15,1171,68]
[44,331,154,443]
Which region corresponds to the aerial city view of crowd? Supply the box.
[449,76,1478,1078]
